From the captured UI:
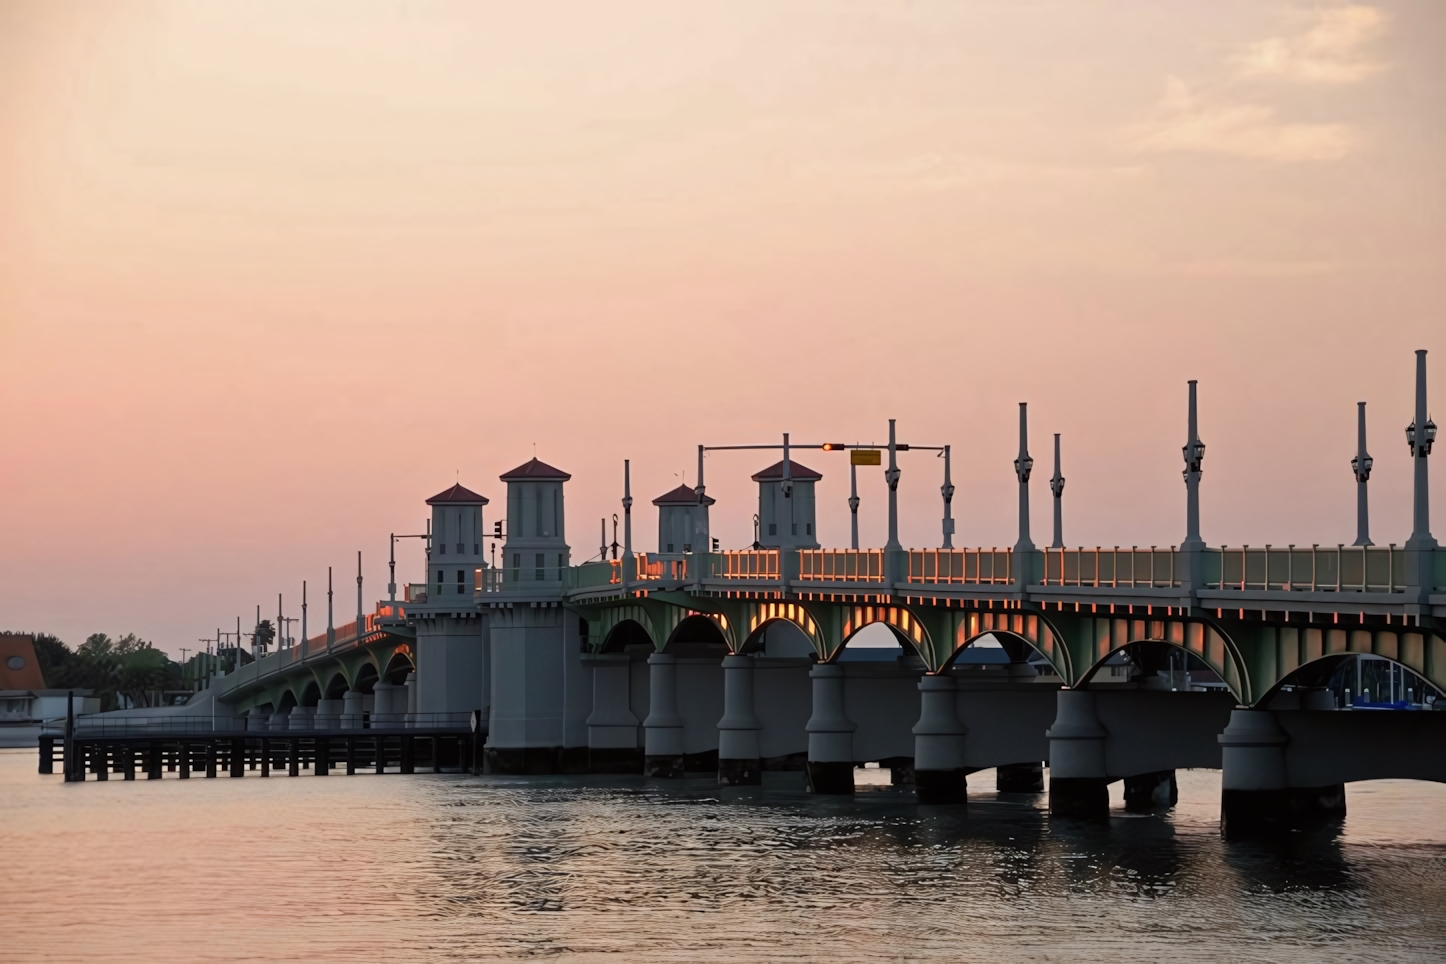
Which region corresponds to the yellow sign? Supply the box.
[850,449,882,466]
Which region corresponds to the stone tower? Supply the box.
[752,459,821,549]
[653,483,715,558]
[500,457,572,585]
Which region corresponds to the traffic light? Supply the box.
[821,443,847,451]
[493,520,503,538]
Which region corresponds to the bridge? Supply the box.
[91,351,1446,838]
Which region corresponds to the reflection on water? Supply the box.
[4,750,1446,962]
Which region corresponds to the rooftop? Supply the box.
[751,459,823,482]
[500,457,572,482]
[653,483,716,506]
[425,483,489,505]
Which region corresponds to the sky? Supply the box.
[0,1,1442,657]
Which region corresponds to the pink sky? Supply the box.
[1,1,1442,656]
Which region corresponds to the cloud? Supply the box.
[1127,77,1357,163]
[1234,5,1387,84]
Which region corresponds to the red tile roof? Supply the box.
[751,459,822,482]
[500,457,572,482]
[652,483,716,506]
[425,483,489,505]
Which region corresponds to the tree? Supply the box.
[253,619,275,654]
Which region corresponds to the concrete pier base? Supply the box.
[1219,707,1345,837]
[1221,785,1346,837]
[805,664,854,795]
[913,675,967,804]
[1050,777,1110,816]
[586,653,642,774]
[996,762,1045,793]
[1123,769,1178,811]
[805,761,855,794]
[717,654,761,786]
[1047,689,1109,818]
[643,653,685,778]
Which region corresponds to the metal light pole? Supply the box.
[1181,380,1206,551]
[622,460,634,584]
[326,566,335,652]
[885,419,902,552]
[1405,349,1437,550]
[1049,433,1065,549]
[390,531,429,600]
[849,460,860,550]
[301,580,308,660]
[1352,401,1373,546]
[356,551,364,640]
[941,444,955,549]
[1014,403,1035,552]
[781,432,793,547]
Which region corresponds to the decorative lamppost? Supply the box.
[1014,403,1035,553]
[1049,433,1065,549]
[1404,349,1437,551]
[1181,380,1206,551]
[885,420,902,552]
[1352,402,1373,546]
[940,445,955,549]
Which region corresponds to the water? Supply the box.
[4,750,1446,962]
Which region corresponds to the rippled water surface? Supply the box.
[4,750,1446,962]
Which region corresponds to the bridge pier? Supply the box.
[643,653,685,777]
[314,699,342,730]
[289,706,315,730]
[585,654,642,773]
[1046,689,1110,818]
[341,690,364,729]
[717,654,761,786]
[913,675,968,804]
[372,682,403,727]
[805,663,854,794]
[1123,770,1177,810]
[997,762,1045,793]
[1219,708,1344,838]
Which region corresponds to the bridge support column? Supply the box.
[913,675,967,804]
[289,706,316,730]
[1219,708,1344,838]
[805,664,855,794]
[643,653,685,778]
[340,690,364,729]
[404,671,418,727]
[586,654,642,773]
[997,762,1045,793]
[372,683,401,727]
[314,699,342,730]
[1047,689,1110,817]
[717,654,761,786]
[1123,770,1177,810]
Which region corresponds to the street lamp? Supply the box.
[1406,416,1437,456]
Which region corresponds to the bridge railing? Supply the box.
[1041,547,1180,588]
[909,548,1013,585]
[799,549,886,583]
[708,550,780,580]
[1206,545,1404,592]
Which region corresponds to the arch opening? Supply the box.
[600,618,655,654]
[299,680,321,707]
[352,663,379,695]
[276,690,298,713]
[829,611,928,666]
[324,673,349,699]
[665,614,730,658]
[1075,639,1244,702]
[940,632,1051,678]
[381,653,414,684]
[1260,653,1444,710]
